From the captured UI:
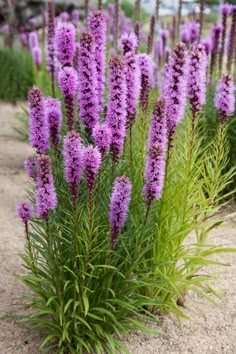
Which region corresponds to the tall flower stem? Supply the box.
[85,0,89,26]
[155,0,161,22]
[98,0,102,10]
[51,69,55,97]
[81,190,94,307]
[177,0,183,40]
[114,0,119,51]
[135,0,140,23]
[129,126,133,166]
[25,222,37,275]
[198,0,205,42]
[144,203,151,226]
[45,215,66,324]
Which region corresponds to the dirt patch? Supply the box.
[0,102,235,353]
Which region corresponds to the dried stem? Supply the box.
[114,0,119,51]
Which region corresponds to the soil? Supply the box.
[0,102,235,354]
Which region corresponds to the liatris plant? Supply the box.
[17,202,33,225]
[45,97,62,151]
[170,15,177,47]
[98,0,103,11]
[114,0,120,51]
[198,0,205,42]
[107,56,127,163]
[109,176,132,249]
[143,144,165,213]
[137,54,152,113]
[72,9,80,28]
[189,21,200,45]
[47,0,56,96]
[24,156,38,180]
[214,74,235,124]
[32,46,42,71]
[60,11,70,23]
[57,66,78,131]
[36,155,57,218]
[188,45,207,123]
[92,123,111,158]
[120,32,138,55]
[227,6,236,73]
[163,42,188,149]
[63,131,83,206]
[17,203,33,245]
[28,87,49,154]
[88,11,107,113]
[15,3,236,352]
[219,4,231,74]
[147,15,155,54]
[78,32,99,132]
[29,31,39,50]
[83,145,101,242]
[143,99,167,214]
[161,30,168,55]
[83,145,101,192]
[55,23,76,66]
[125,50,140,129]
[210,24,222,78]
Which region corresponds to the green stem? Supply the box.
[129,126,133,167]
[45,216,66,323]
[25,222,37,275]
[51,68,55,98]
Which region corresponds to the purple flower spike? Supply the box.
[60,11,70,23]
[163,42,188,132]
[161,30,168,52]
[210,24,222,76]
[227,6,236,72]
[83,145,102,192]
[143,144,166,206]
[57,66,78,131]
[63,131,83,204]
[107,56,127,163]
[29,31,39,50]
[32,46,42,70]
[188,44,207,116]
[28,87,49,154]
[189,21,200,45]
[92,123,111,158]
[78,32,99,131]
[45,97,62,149]
[55,23,76,66]
[221,4,232,17]
[215,74,235,124]
[72,9,80,28]
[88,11,107,112]
[17,203,33,224]
[137,54,152,113]
[125,51,141,128]
[147,15,155,54]
[20,32,28,48]
[148,98,167,150]
[47,0,55,74]
[219,4,231,73]
[109,176,132,249]
[119,32,138,55]
[24,156,38,180]
[36,155,57,218]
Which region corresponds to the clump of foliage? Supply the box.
[12,1,236,353]
[0,49,34,103]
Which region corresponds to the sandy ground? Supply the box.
[0,102,236,354]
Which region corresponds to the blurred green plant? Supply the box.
[0,49,34,103]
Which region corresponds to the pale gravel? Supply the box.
[0,103,235,354]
